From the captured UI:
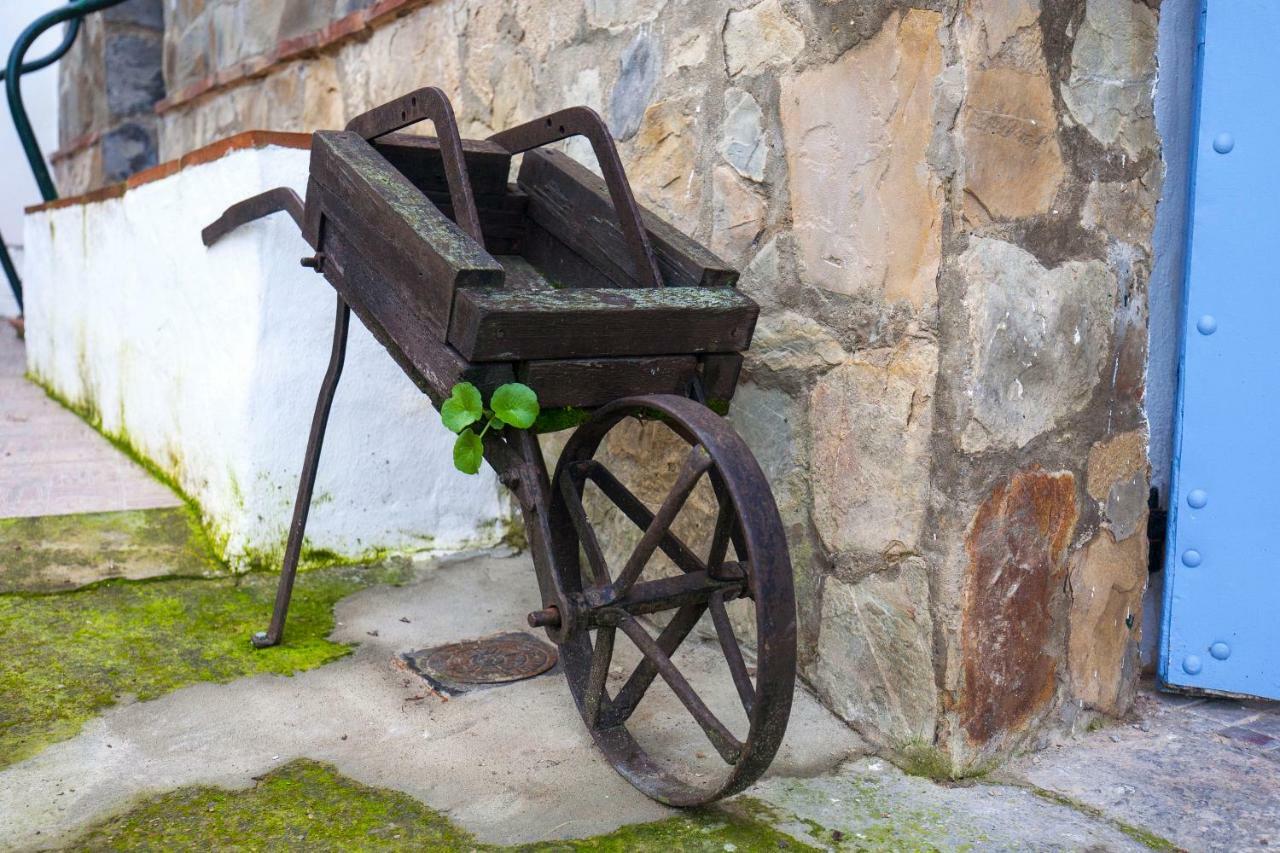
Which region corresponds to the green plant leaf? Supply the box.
[490,383,540,429]
[452,429,483,475]
[441,382,483,433]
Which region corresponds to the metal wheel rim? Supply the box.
[548,394,796,806]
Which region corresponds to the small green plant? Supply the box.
[440,381,539,474]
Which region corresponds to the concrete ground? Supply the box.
[3,324,1279,851]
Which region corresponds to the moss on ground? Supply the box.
[67,759,816,852]
[0,561,413,769]
[0,506,224,593]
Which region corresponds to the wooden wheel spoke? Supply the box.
[579,461,708,574]
[618,617,742,765]
[604,603,704,727]
[559,465,611,586]
[709,591,754,716]
[583,625,616,727]
[613,446,712,595]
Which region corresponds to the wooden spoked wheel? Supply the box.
[546,394,796,806]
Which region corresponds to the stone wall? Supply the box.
[70,0,1160,773]
[53,0,165,192]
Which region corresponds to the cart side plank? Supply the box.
[311,130,504,338]
[320,213,513,402]
[518,356,698,407]
[450,285,758,361]
[518,148,738,289]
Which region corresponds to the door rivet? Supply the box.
[1212,132,1234,154]
[1182,549,1203,567]
[1210,641,1231,661]
[1183,654,1203,675]
[1196,315,1218,335]
[1187,489,1208,509]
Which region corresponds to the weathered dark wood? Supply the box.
[450,284,759,361]
[519,148,738,289]
[430,193,527,255]
[519,219,618,290]
[518,356,698,407]
[373,134,527,254]
[699,353,743,403]
[373,132,512,198]
[319,211,512,403]
[310,130,504,338]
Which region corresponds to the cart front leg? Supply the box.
[252,294,351,648]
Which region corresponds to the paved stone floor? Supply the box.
[1005,681,1280,852]
[0,321,177,519]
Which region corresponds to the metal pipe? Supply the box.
[0,15,81,83]
[0,239,21,313]
[5,0,132,203]
[2,0,127,312]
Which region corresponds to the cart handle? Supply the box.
[489,107,664,290]
[346,87,484,246]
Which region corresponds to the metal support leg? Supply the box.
[252,295,351,648]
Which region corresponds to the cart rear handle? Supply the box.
[489,107,663,290]
[346,86,485,245]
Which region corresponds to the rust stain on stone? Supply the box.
[960,466,1077,744]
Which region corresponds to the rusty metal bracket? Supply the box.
[346,86,483,245]
[488,107,663,290]
[201,187,306,248]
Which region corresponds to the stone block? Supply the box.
[961,66,1063,222]
[585,0,667,30]
[812,560,938,747]
[780,10,943,309]
[959,467,1077,748]
[719,88,766,183]
[101,121,158,183]
[103,0,165,30]
[1061,0,1159,157]
[959,0,1063,222]
[1081,175,1159,247]
[809,339,937,558]
[627,99,701,226]
[723,0,804,78]
[105,31,166,120]
[746,311,847,378]
[608,31,660,141]
[1067,528,1147,715]
[957,238,1115,452]
[710,166,766,262]
[1086,430,1150,542]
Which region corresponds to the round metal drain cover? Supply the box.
[406,631,557,689]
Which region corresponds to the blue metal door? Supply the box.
[1161,0,1280,699]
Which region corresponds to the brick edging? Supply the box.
[26,130,311,214]
[154,0,436,116]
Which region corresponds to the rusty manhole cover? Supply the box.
[403,631,557,694]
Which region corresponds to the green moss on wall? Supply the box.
[0,561,413,769]
[66,759,817,852]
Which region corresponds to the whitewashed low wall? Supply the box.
[22,140,510,568]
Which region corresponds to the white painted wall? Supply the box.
[23,143,512,568]
[1,1,64,317]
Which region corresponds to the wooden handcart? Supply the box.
[202,88,796,806]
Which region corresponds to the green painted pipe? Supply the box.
[6,0,132,202]
[2,0,128,312]
[0,15,81,83]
